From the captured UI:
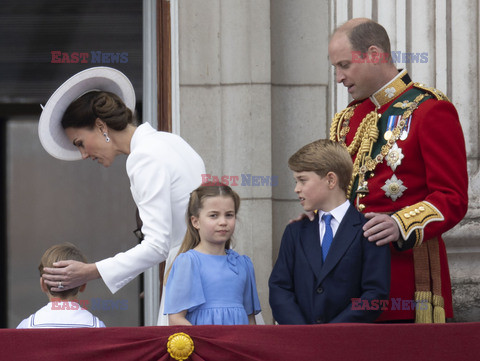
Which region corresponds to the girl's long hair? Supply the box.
[164,184,240,283]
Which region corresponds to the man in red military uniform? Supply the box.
[328,18,468,322]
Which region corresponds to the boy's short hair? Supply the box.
[39,243,87,299]
[288,139,353,195]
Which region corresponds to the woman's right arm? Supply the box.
[96,149,175,293]
[42,261,100,291]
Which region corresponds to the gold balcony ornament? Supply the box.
[167,332,194,361]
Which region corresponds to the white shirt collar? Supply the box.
[318,200,350,224]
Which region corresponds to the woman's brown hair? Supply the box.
[61,91,136,130]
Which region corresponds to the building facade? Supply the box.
[176,0,480,324]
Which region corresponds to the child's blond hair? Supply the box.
[288,139,353,195]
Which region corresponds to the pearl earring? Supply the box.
[103,132,110,143]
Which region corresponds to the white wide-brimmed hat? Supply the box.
[38,66,136,161]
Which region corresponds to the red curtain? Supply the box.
[4,323,480,361]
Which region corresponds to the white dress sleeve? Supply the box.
[96,149,173,294]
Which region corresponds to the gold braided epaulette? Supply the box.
[413,83,450,102]
[391,201,444,248]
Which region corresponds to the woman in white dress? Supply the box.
[38,67,205,325]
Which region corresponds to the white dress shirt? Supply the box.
[318,200,351,246]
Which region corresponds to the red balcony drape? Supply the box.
[4,323,480,361]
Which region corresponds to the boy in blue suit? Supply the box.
[269,140,390,324]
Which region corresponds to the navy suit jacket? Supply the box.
[269,204,390,324]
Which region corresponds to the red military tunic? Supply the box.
[330,69,468,322]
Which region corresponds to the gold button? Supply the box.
[389,184,400,193]
[358,204,366,212]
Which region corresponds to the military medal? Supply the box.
[384,115,396,140]
[386,143,404,171]
[381,174,407,201]
[356,179,369,194]
[400,115,412,140]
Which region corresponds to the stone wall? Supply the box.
[177,0,274,323]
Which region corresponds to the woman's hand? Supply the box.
[42,261,101,292]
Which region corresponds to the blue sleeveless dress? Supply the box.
[164,249,261,325]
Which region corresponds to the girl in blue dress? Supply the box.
[164,184,261,325]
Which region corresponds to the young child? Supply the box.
[269,139,390,324]
[164,184,261,325]
[17,243,105,328]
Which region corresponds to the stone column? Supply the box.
[270,0,330,316]
[446,0,480,322]
[178,0,273,323]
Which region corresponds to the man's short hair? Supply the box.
[347,20,391,56]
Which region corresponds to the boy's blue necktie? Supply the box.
[322,214,333,262]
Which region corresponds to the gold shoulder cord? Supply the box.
[349,110,381,199]
[330,105,359,151]
[332,91,430,201]
[331,105,380,199]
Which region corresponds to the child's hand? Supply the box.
[288,211,315,224]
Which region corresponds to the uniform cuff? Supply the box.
[391,201,444,249]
